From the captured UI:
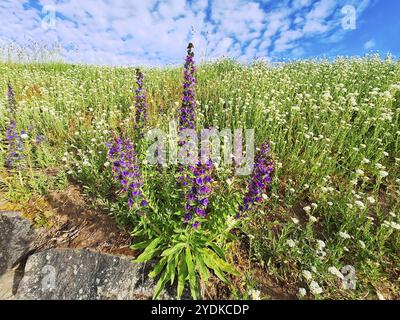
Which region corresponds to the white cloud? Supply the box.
[364,39,375,50]
[274,29,303,52]
[302,0,336,34]
[0,0,374,65]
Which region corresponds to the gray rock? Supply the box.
[15,248,176,300]
[0,211,35,275]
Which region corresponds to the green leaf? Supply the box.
[202,253,229,284]
[204,248,240,276]
[185,246,199,299]
[130,240,151,250]
[177,254,188,299]
[194,250,210,282]
[168,253,179,285]
[132,237,161,263]
[208,242,225,259]
[153,269,170,300]
[161,242,185,257]
[149,257,167,278]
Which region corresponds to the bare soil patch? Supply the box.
[31,185,136,257]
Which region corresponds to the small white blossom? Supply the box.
[309,281,323,295]
[377,291,386,300]
[226,216,235,229]
[302,270,313,281]
[355,200,365,209]
[250,289,261,300]
[303,206,311,213]
[311,203,318,209]
[389,221,400,230]
[355,169,364,176]
[311,266,317,273]
[379,170,388,178]
[286,239,296,248]
[338,231,351,239]
[298,288,307,297]
[316,240,326,251]
[367,196,375,204]
[328,266,344,279]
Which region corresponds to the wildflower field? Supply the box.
[1,46,399,300]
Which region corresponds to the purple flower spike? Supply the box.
[107,135,146,209]
[178,43,196,131]
[134,69,148,134]
[5,120,25,169]
[183,160,214,227]
[240,143,274,215]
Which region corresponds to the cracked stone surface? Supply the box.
[1,211,180,300]
[0,211,35,275]
[14,248,175,300]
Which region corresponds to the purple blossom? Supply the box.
[192,221,200,229]
[107,136,145,209]
[183,159,214,227]
[35,134,46,145]
[239,143,274,217]
[134,68,148,134]
[140,200,148,207]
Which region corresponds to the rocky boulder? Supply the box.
[0,211,35,275]
[15,248,175,300]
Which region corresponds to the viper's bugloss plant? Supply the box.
[131,44,239,300]
[134,68,148,134]
[107,135,146,208]
[239,142,274,216]
[5,120,25,168]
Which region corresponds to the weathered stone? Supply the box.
[0,211,35,275]
[15,248,176,300]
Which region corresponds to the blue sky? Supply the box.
[0,0,399,65]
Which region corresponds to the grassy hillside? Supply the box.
[1,55,399,299]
